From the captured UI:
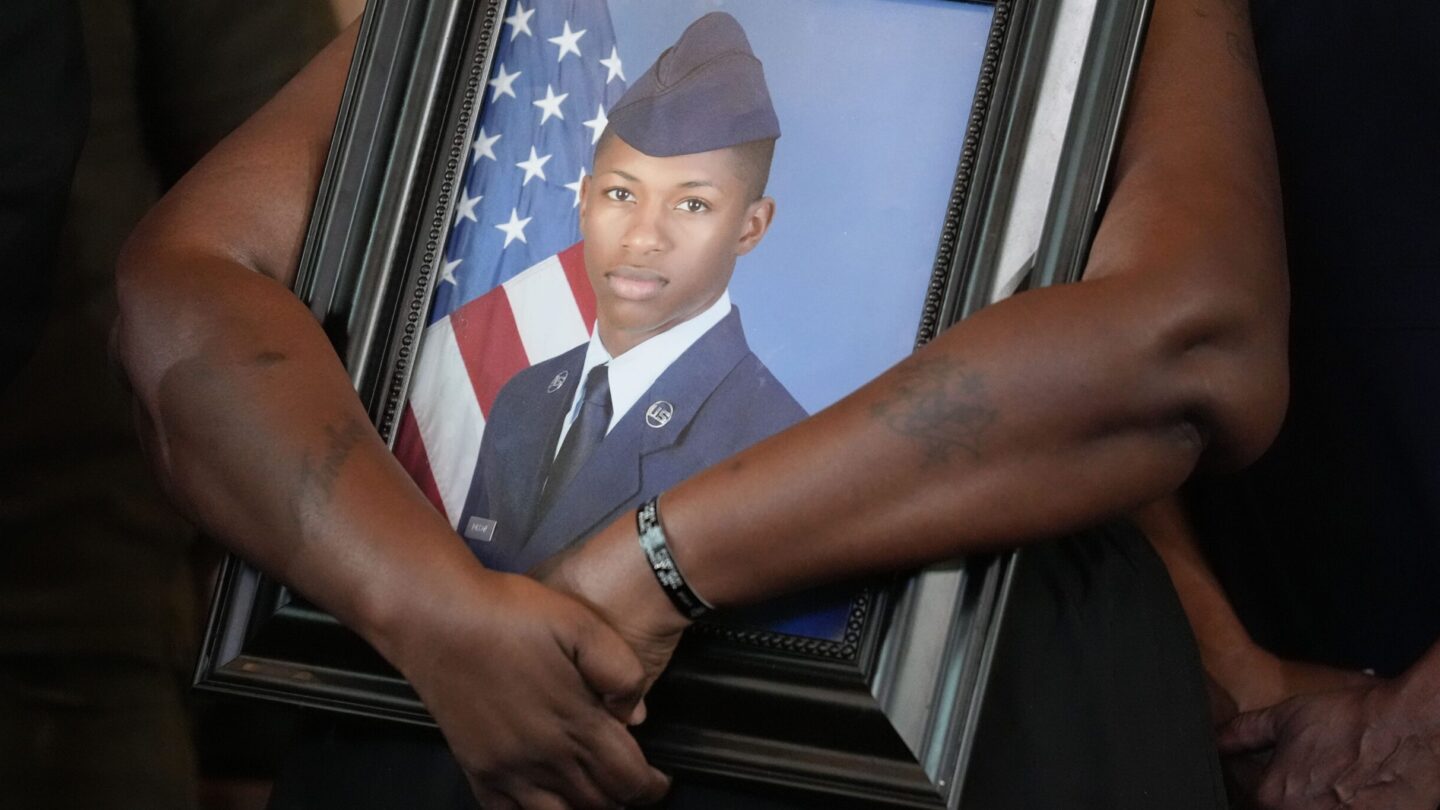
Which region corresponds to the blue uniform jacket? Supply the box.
[459,307,806,573]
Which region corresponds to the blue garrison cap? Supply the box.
[606,12,780,158]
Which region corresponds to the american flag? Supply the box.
[394,0,628,526]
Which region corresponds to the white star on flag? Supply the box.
[600,47,624,83]
[548,20,586,62]
[439,258,462,286]
[495,208,533,247]
[488,64,520,101]
[583,104,608,145]
[564,167,587,208]
[516,146,552,185]
[470,127,500,163]
[453,189,482,227]
[533,84,568,125]
[504,3,535,41]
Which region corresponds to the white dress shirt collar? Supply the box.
[554,291,732,454]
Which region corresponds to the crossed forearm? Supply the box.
[554,0,1287,631]
[110,21,670,799]
[660,249,1275,606]
[114,249,462,642]
[115,246,669,807]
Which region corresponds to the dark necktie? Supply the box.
[538,363,611,518]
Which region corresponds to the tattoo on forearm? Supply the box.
[870,356,997,465]
[300,415,369,501]
[252,350,288,366]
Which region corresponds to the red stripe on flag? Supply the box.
[395,405,446,514]
[558,241,596,334]
[450,288,529,416]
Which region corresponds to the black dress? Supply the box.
[1190,0,1440,680]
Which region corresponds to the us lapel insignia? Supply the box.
[645,400,675,429]
[547,370,568,393]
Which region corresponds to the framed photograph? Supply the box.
[196,0,1151,806]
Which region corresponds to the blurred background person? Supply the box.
[0,1,348,807]
[0,0,86,390]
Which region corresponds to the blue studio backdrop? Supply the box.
[608,0,993,413]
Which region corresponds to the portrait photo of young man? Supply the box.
[457,12,806,574]
[394,0,989,641]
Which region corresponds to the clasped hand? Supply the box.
[530,521,692,693]
[386,567,671,809]
[1220,679,1440,810]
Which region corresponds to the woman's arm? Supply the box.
[546,0,1291,665]
[1137,496,1371,718]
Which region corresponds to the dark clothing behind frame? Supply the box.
[0,0,334,807]
[268,522,1227,810]
[0,0,87,390]
[1189,0,1440,679]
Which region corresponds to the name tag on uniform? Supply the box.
[464,516,497,543]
